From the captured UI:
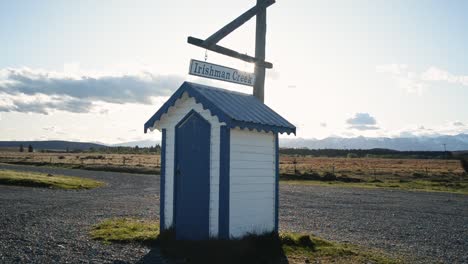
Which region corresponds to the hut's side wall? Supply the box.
[157,93,223,237]
[229,128,275,238]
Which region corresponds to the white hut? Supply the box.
[144,82,295,240]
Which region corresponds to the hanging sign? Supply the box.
[188,59,255,87]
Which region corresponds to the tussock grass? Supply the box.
[0,169,104,189]
[90,218,159,243]
[280,233,402,264]
[90,218,404,264]
[282,179,468,195]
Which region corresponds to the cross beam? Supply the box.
[187,37,273,69]
[202,0,275,47]
[187,0,274,102]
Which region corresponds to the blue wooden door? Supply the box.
[175,111,211,240]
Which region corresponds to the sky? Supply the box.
[0,0,467,144]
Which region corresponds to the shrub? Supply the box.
[412,172,425,178]
[82,155,105,160]
[322,172,337,181]
[297,235,315,249]
[303,172,321,180]
[337,175,362,183]
[460,158,468,173]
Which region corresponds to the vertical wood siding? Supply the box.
[157,93,223,237]
[229,128,275,238]
[160,129,166,230]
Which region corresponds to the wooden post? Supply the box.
[253,0,267,102]
[187,0,274,101]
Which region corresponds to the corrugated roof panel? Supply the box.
[144,82,296,134]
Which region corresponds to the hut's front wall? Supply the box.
[156,93,224,237]
[229,128,276,237]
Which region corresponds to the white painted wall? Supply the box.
[147,94,277,239]
[152,92,224,237]
[229,128,276,238]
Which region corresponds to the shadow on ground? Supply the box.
[133,230,289,264]
[136,247,168,264]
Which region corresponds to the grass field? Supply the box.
[0,169,104,189]
[280,155,468,194]
[280,155,465,179]
[0,152,464,177]
[0,152,160,167]
[90,218,403,264]
[0,152,161,174]
[1,151,466,193]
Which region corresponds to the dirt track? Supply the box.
[0,164,467,263]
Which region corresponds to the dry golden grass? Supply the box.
[0,152,465,183]
[0,152,161,168]
[280,155,465,180]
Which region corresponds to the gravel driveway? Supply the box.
[280,184,468,263]
[0,164,467,263]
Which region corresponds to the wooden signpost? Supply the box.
[188,0,275,102]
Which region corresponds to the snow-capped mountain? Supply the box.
[280,134,468,151]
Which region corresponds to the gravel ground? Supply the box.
[280,184,468,263]
[0,164,166,264]
[0,164,467,263]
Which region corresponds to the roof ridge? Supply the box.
[185,81,253,97]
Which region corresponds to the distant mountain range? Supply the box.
[111,140,161,148]
[281,134,468,151]
[0,140,106,151]
[1,134,467,151]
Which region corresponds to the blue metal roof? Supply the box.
[144,82,296,134]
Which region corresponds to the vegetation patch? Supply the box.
[0,161,160,175]
[280,233,402,264]
[280,172,363,183]
[90,218,403,264]
[79,164,160,175]
[0,169,104,189]
[281,178,468,195]
[90,218,159,244]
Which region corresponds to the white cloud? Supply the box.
[0,92,93,114]
[396,72,425,95]
[347,113,377,125]
[346,112,380,131]
[377,64,468,94]
[0,67,184,114]
[420,66,468,86]
[375,64,408,75]
[349,125,380,131]
[388,121,468,138]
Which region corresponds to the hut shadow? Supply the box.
[136,246,168,264]
[136,231,289,264]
